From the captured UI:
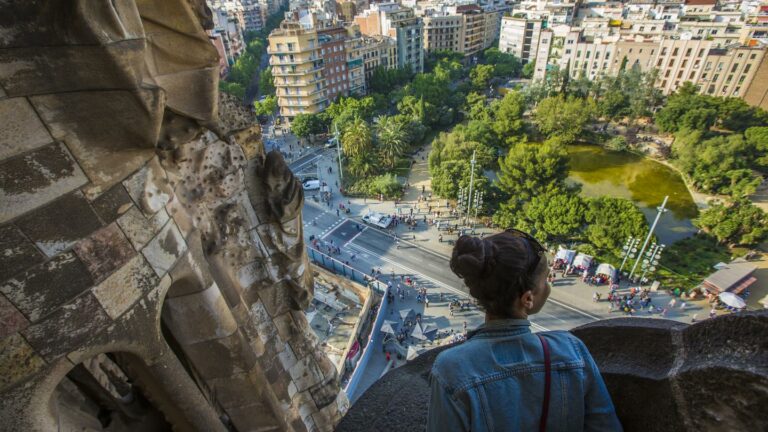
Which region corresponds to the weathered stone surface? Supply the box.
[117,206,169,251]
[0,295,29,339]
[182,331,257,381]
[0,42,146,96]
[92,255,159,319]
[289,354,325,393]
[22,292,110,361]
[0,142,88,224]
[226,401,283,432]
[30,90,161,199]
[0,251,93,323]
[15,191,102,257]
[166,234,214,298]
[0,97,52,160]
[141,219,187,277]
[73,223,136,284]
[122,158,172,215]
[231,124,264,161]
[90,183,133,224]
[0,224,44,282]
[206,372,264,409]
[162,283,238,345]
[0,334,46,393]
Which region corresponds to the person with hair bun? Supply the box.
[427,230,622,432]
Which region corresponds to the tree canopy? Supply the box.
[584,197,648,255]
[533,95,595,144]
[496,140,569,203]
[696,200,768,245]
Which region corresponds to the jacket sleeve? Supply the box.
[578,340,624,432]
[427,369,470,432]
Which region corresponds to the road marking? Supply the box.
[320,218,346,239]
[546,297,602,321]
[345,226,367,247]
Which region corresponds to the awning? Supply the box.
[729,276,757,295]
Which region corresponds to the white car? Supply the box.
[362,212,393,229]
[302,179,320,191]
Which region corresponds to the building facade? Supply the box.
[499,16,547,63]
[319,27,350,101]
[268,21,328,120]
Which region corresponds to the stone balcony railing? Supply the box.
[337,311,768,432]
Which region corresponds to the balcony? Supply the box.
[269,55,319,66]
[278,87,325,97]
[272,64,325,76]
[278,77,325,87]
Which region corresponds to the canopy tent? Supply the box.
[555,247,577,265]
[399,309,415,322]
[719,292,746,309]
[572,254,593,270]
[380,320,400,335]
[410,322,439,341]
[595,263,616,277]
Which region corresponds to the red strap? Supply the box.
[538,334,551,432]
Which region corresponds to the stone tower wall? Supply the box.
[0,1,346,430]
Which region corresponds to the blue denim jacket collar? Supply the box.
[466,318,531,339]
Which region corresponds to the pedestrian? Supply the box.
[425,297,430,308]
[386,351,391,362]
[336,209,339,217]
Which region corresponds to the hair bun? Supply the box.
[450,236,496,280]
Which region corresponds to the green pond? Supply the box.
[566,144,699,245]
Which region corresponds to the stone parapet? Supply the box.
[338,312,768,432]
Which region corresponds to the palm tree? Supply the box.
[375,115,408,169]
[341,116,373,159]
[348,153,379,177]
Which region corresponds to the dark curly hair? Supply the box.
[450,232,547,318]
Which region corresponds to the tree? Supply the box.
[465,92,492,121]
[428,130,495,198]
[584,197,648,255]
[259,67,275,96]
[470,64,495,91]
[605,136,629,151]
[253,95,277,120]
[496,140,569,204]
[521,61,535,79]
[717,97,768,132]
[696,200,768,245]
[341,117,373,159]
[491,91,527,147]
[533,95,595,144]
[219,81,245,99]
[483,47,522,78]
[374,115,408,169]
[291,114,323,141]
[517,190,586,242]
[745,126,768,168]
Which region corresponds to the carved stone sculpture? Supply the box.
[0,1,346,430]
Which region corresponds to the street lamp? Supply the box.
[333,123,343,185]
[464,150,477,226]
[628,196,668,282]
[619,236,640,273]
[639,243,665,287]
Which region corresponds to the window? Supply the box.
[745,64,752,73]
[708,84,715,94]
[657,59,663,67]
[726,74,733,84]
[731,63,739,73]
[681,59,688,67]
[669,59,675,67]
[629,48,633,53]
[751,53,757,60]
[677,70,683,78]
[737,53,744,58]
[586,51,591,58]
[661,47,668,55]
[661,79,667,87]
[699,49,705,57]
[738,75,746,84]
[713,73,720,81]
[639,49,643,54]
[565,49,571,54]
[665,70,671,77]
[672,47,679,56]
[689,71,695,79]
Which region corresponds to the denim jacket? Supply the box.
[427,319,622,432]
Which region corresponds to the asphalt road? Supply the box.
[301,202,601,332]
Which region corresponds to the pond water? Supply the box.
[566,145,699,245]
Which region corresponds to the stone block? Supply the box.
[1,251,93,322]
[0,97,53,160]
[288,354,325,392]
[205,373,263,409]
[162,283,238,345]
[0,294,29,339]
[15,191,103,257]
[225,402,282,432]
[182,331,256,381]
[92,255,159,319]
[0,142,88,224]
[141,220,187,277]
[0,333,46,393]
[91,183,133,224]
[30,90,161,200]
[0,224,44,282]
[167,236,214,298]
[117,206,169,251]
[122,158,172,216]
[0,42,145,96]
[22,292,111,361]
[73,223,136,284]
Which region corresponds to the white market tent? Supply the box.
[555,247,577,265]
[572,254,593,269]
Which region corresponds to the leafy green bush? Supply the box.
[605,136,629,151]
[346,174,402,198]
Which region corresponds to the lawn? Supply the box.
[657,234,734,291]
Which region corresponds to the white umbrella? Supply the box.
[719,292,746,309]
[406,345,425,361]
[380,320,399,335]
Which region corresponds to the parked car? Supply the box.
[302,179,320,191]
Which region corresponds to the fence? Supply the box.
[306,246,389,403]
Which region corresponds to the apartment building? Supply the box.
[423,14,463,54]
[456,5,487,58]
[556,31,618,79]
[355,3,424,72]
[319,27,350,101]
[499,16,547,63]
[211,3,246,62]
[337,1,357,22]
[242,0,266,32]
[268,21,328,120]
[344,33,367,95]
[360,36,398,90]
[744,53,768,109]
